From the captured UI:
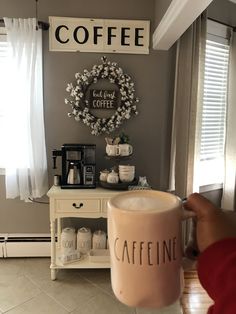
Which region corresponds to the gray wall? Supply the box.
[208,0,236,25]
[154,0,172,28]
[0,0,176,233]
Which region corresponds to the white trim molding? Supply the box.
[152,0,213,50]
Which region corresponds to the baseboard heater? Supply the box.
[0,233,52,257]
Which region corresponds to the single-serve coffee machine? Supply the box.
[52,144,96,189]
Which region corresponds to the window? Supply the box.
[197,20,230,189]
[0,19,48,200]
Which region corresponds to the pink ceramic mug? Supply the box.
[107,190,194,309]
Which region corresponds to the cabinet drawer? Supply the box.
[101,199,110,213]
[55,199,100,213]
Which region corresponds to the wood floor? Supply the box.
[181,271,213,314]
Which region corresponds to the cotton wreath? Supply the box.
[65,56,139,136]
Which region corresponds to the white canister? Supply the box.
[77,227,92,254]
[99,170,109,182]
[61,227,76,255]
[92,230,107,249]
[107,170,119,184]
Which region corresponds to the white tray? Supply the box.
[89,249,110,263]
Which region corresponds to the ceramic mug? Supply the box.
[119,144,133,156]
[106,144,120,156]
[119,172,135,182]
[107,190,195,309]
[119,165,135,183]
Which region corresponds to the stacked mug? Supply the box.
[119,165,135,183]
[106,144,133,157]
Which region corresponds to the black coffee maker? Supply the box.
[52,144,96,189]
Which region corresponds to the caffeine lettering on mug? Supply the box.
[114,237,177,266]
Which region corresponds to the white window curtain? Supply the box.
[169,13,206,256]
[3,17,48,201]
[169,13,207,199]
[221,29,236,211]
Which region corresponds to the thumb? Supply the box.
[184,193,218,219]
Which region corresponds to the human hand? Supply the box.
[184,193,236,252]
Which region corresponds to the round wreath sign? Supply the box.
[65,56,139,136]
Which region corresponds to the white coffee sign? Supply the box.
[49,16,150,54]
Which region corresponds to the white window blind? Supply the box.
[198,20,230,188]
[201,39,229,161]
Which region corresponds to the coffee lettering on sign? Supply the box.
[107,27,117,45]
[114,237,178,266]
[54,24,146,47]
[90,89,118,109]
[135,28,144,46]
[93,26,103,44]
[55,25,69,44]
[73,26,89,44]
[49,17,150,54]
[121,28,130,46]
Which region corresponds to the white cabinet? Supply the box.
[47,186,120,280]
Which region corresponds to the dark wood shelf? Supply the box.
[104,154,133,161]
[99,178,138,190]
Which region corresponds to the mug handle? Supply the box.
[129,145,133,155]
[181,208,196,220]
[116,145,121,156]
[181,198,196,220]
[181,206,199,259]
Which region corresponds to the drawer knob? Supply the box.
[72,202,84,209]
